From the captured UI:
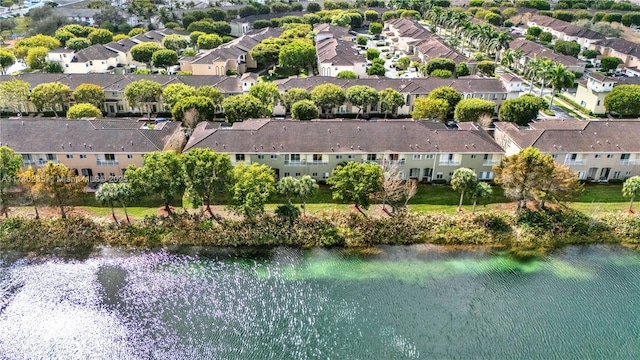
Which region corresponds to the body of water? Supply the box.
[0,245,639,359]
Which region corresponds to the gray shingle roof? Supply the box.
[72,45,119,63]
[529,15,606,40]
[316,37,366,66]
[0,118,180,153]
[184,118,504,153]
[595,38,640,58]
[496,119,640,152]
[509,38,585,68]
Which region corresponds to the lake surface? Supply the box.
[0,245,639,359]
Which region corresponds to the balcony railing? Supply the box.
[482,160,499,166]
[284,160,328,166]
[618,159,640,166]
[96,159,119,166]
[375,159,406,166]
[439,160,461,166]
[564,160,586,166]
[38,159,58,165]
[23,160,35,166]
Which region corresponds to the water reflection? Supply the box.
[0,245,638,359]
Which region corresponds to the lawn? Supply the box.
[69,183,631,218]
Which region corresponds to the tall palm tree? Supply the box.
[524,57,542,93]
[548,62,576,106]
[489,31,512,65]
[536,58,553,97]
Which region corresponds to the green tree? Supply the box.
[379,88,405,119]
[283,88,311,112]
[470,182,492,213]
[428,86,462,117]
[72,83,105,109]
[622,13,640,27]
[31,82,71,116]
[412,97,448,121]
[54,29,76,46]
[125,151,185,214]
[369,22,383,35]
[124,79,163,119]
[250,37,286,66]
[327,161,383,216]
[67,37,91,51]
[33,162,87,219]
[430,69,452,78]
[131,42,163,67]
[331,13,351,27]
[197,33,223,49]
[25,46,48,70]
[0,146,22,217]
[451,167,478,211]
[423,57,455,75]
[14,35,60,58]
[554,40,581,58]
[88,28,113,44]
[476,60,495,76]
[278,39,317,74]
[454,98,495,122]
[128,27,145,37]
[366,48,380,61]
[356,35,368,46]
[604,84,640,117]
[0,79,30,114]
[311,83,346,118]
[196,85,223,119]
[0,49,15,75]
[230,162,275,219]
[600,56,621,73]
[67,103,103,119]
[337,70,358,79]
[346,85,379,119]
[162,34,189,52]
[291,99,318,120]
[17,166,41,219]
[498,94,545,126]
[539,31,552,43]
[536,162,582,208]
[367,63,385,76]
[277,175,318,215]
[396,56,411,70]
[623,176,640,211]
[249,82,280,111]
[171,96,215,125]
[152,49,178,70]
[526,26,542,38]
[307,2,321,12]
[484,12,502,26]
[582,49,599,59]
[456,62,470,77]
[162,83,196,108]
[222,94,267,123]
[182,148,232,219]
[548,62,575,106]
[96,182,135,224]
[190,31,205,47]
[493,147,555,209]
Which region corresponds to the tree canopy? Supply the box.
[124,79,163,119]
[346,85,379,119]
[623,176,640,211]
[222,94,267,123]
[230,162,275,219]
[379,88,405,119]
[67,103,103,119]
[327,161,383,215]
[182,148,232,219]
[72,83,105,109]
[311,83,346,117]
[412,97,448,121]
[162,83,197,108]
[31,82,71,116]
[498,94,545,126]
[125,151,184,214]
[454,98,495,122]
[291,100,319,120]
[604,84,640,117]
[33,162,87,218]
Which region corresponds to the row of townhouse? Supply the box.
[179,27,282,76]
[572,72,640,115]
[494,118,640,181]
[0,73,520,118]
[0,118,180,183]
[1,73,256,116]
[46,29,189,74]
[314,24,368,78]
[505,37,587,74]
[4,117,640,186]
[383,18,475,72]
[527,15,640,73]
[272,75,523,116]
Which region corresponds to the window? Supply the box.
[284,172,290,177]
[46,154,56,160]
[595,154,602,159]
[367,154,377,161]
[413,154,422,160]
[236,154,245,161]
[570,153,578,160]
[290,154,301,161]
[22,154,32,161]
[295,172,301,176]
[424,154,434,159]
[257,155,265,159]
[621,153,630,160]
[313,154,323,162]
[66,154,73,159]
[607,154,614,158]
[105,154,115,161]
[597,100,601,106]
[626,171,631,176]
[551,154,558,159]
[336,155,343,159]
[323,172,330,179]
[449,172,454,177]
[270,155,278,159]
[613,171,621,179]
[348,155,354,159]
[312,172,318,177]
[112,92,118,96]
[470,154,476,159]
[436,172,443,179]
[127,154,133,159]
[80,154,87,159]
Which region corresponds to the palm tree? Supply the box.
[489,31,512,65]
[548,62,576,106]
[536,58,553,97]
[524,57,541,93]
